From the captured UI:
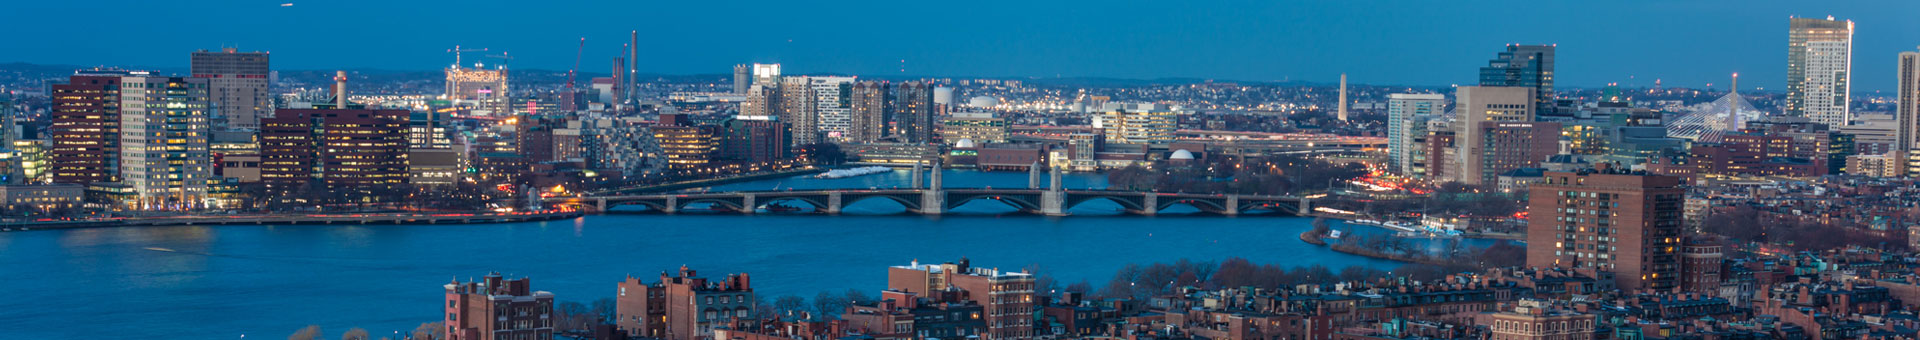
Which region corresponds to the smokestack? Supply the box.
[333,70,348,108]
[1337,73,1348,121]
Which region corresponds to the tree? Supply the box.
[289,325,322,340]
[844,289,874,306]
[774,295,808,318]
[1065,280,1094,295]
[801,143,848,165]
[341,328,370,340]
[813,291,848,320]
[590,297,617,323]
[751,295,777,319]
[556,301,592,332]
[410,322,445,340]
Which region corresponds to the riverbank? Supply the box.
[0,210,584,231]
[591,167,827,195]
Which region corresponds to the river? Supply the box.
[0,169,1478,338]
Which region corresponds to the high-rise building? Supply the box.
[615,266,754,340]
[848,81,891,143]
[806,76,856,140]
[1099,108,1177,145]
[887,258,1035,340]
[719,116,790,164]
[741,84,780,119]
[1527,169,1683,291]
[443,273,555,340]
[1387,93,1445,175]
[779,77,821,145]
[1454,86,1536,185]
[118,74,212,209]
[50,72,125,185]
[732,64,751,94]
[893,82,936,144]
[1897,50,1920,153]
[190,48,270,130]
[1787,17,1853,127]
[751,63,781,87]
[1469,121,1561,185]
[1479,44,1555,117]
[446,62,510,115]
[260,109,410,198]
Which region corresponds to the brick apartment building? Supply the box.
[615,266,755,340]
[886,258,1035,340]
[1527,168,1684,291]
[443,273,554,340]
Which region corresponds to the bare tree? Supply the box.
[341,328,370,340]
[410,322,445,340]
[289,325,322,340]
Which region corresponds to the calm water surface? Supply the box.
[0,170,1466,338]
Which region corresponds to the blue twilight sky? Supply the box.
[6,0,1920,92]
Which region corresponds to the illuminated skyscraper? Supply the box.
[190,48,270,130]
[1479,44,1555,117]
[50,71,125,185]
[779,77,820,145]
[1787,16,1853,127]
[893,82,935,143]
[1453,86,1536,185]
[446,61,510,115]
[732,64,751,94]
[118,74,212,209]
[1387,93,1445,176]
[1897,50,1920,153]
[848,81,891,143]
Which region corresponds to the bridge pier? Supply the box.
[1028,162,1041,189]
[1041,190,1066,216]
[595,198,606,212]
[1136,194,1158,216]
[920,189,945,215]
[825,192,843,214]
[1223,195,1240,216]
[1298,196,1312,216]
[911,163,924,189]
[663,197,678,214]
[741,194,756,214]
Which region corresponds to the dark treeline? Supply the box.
[1702,206,1906,251]
[1057,251,1523,300]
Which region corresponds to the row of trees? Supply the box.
[1701,206,1907,251]
[286,322,441,340]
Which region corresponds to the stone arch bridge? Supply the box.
[545,188,1310,216]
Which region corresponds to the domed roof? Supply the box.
[967,96,998,107]
[954,139,976,148]
[1170,149,1195,160]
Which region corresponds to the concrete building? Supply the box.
[887,258,1035,340]
[1484,299,1595,340]
[190,48,271,130]
[0,184,84,213]
[446,64,511,116]
[805,76,855,140]
[732,64,751,94]
[118,74,212,209]
[654,114,718,171]
[779,77,821,145]
[1099,108,1176,145]
[1387,93,1446,175]
[741,84,779,119]
[443,273,555,340]
[847,81,891,143]
[261,109,410,197]
[1479,45,1555,117]
[50,72,126,185]
[1470,122,1561,186]
[1527,169,1683,291]
[720,116,790,164]
[1899,50,1920,154]
[1787,17,1853,127]
[1455,86,1536,185]
[615,266,755,340]
[940,112,1010,145]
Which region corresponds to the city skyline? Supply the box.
[8,1,1920,91]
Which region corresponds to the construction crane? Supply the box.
[567,37,585,90]
[484,53,513,69]
[446,45,489,67]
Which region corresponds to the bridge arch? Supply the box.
[680,198,746,212]
[1239,201,1302,215]
[607,200,669,212]
[1158,197,1230,214]
[756,196,828,212]
[1062,195,1145,212]
[948,194,1043,212]
[841,194,922,211]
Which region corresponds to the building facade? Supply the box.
[1787,17,1853,127]
[1388,93,1446,176]
[50,73,125,185]
[190,48,271,130]
[443,273,555,340]
[118,75,212,209]
[1480,45,1555,117]
[848,81,891,143]
[1526,169,1683,291]
[615,266,755,340]
[887,259,1035,340]
[894,82,937,144]
[260,108,410,198]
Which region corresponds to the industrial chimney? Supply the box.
[333,70,348,108]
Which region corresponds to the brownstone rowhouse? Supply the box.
[1527,170,1683,291]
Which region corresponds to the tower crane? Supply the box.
[567,37,585,90]
[446,45,488,67]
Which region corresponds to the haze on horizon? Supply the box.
[6,0,1920,91]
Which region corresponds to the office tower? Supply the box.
[887,259,1035,340]
[1337,73,1349,121]
[805,76,856,140]
[118,74,212,209]
[1454,86,1536,185]
[615,266,754,340]
[740,84,779,119]
[1787,17,1853,127]
[1527,169,1683,291]
[732,64,751,94]
[1479,44,1555,117]
[653,114,718,171]
[1470,121,1561,185]
[893,82,936,143]
[1387,93,1445,175]
[446,61,510,115]
[848,81,891,142]
[261,109,409,197]
[1098,104,1177,145]
[779,77,821,145]
[1898,50,1920,153]
[50,72,125,185]
[190,48,270,130]
[720,116,790,164]
[444,273,555,340]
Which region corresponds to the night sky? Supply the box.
[7,0,1920,91]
